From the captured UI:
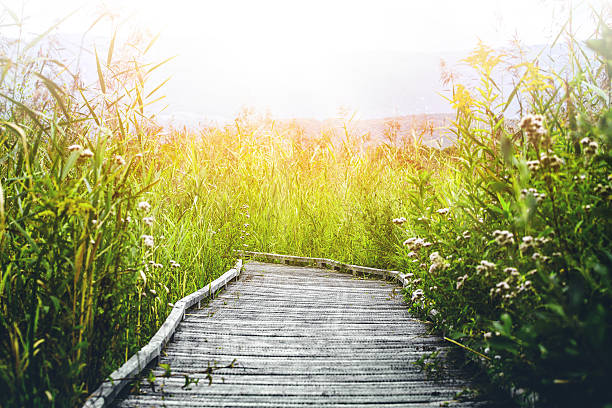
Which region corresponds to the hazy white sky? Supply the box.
[4,0,610,121]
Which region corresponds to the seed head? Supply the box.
[80,148,94,158]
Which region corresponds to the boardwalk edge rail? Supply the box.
[82,259,243,408]
[237,250,409,287]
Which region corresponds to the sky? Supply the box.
[4,0,610,123]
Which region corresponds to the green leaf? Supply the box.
[545,303,566,319]
[61,151,80,180]
[107,29,117,66]
[94,47,106,94]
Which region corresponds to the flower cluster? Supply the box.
[392,217,407,225]
[476,260,496,274]
[411,288,424,302]
[520,188,546,203]
[539,153,565,171]
[493,230,514,246]
[436,208,450,215]
[403,237,433,251]
[142,216,154,227]
[170,260,181,268]
[594,183,612,198]
[456,273,468,290]
[141,234,154,248]
[138,200,151,212]
[115,155,126,166]
[503,267,520,277]
[520,114,548,146]
[519,235,551,253]
[526,160,540,171]
[580,137,599,157]
[428,251,449,274]
[148,260,163,269]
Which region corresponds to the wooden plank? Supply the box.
[81,260,243,408]
[115,261,502,407]
[237,250,407,286]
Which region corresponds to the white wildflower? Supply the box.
[456,274,468,290]
[540,153,564,171]
[68,144,82,151]
[504,267,520,277]
[411,289,424,302]
[476,260,496,274]
[428,251,449,274]
[436,208,450,215]
[142,216,154,226]
[493,230,514,246]
[496,281,511,290]
[141,234,154,248]
[138,201,151,212]
[519,236,535,253]
[115,155,126,166]
[526,160,540,171]
[392,217,407,225]
[520,114,548,146]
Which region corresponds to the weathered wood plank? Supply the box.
[114,261,505,407]
[82,260,243,408]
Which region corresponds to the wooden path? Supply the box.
[111,260,500,407]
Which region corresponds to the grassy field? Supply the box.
[1,8,611,408]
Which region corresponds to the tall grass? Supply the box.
[395,17,612,407]
[1,5,611,408]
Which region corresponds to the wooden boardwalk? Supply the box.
[113,261,496,407]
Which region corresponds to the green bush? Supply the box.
[396,23,612,407]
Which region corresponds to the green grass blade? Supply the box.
[94,47,106,94]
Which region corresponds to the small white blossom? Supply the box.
[476,260,496,274]
[540,153,564,171]
[520,114,548,146]
[411,289,424,302]
[115,155,126,166]
[392,217,407,225]
[526,160,540,171]
[142,216,154,226]
[138,201,151,212]
[141,234,154,248]
[504,267,519,276]
[456,274,468,290]
[68,144,82,151]
[493,230,514,246]
[436,208,450,215]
